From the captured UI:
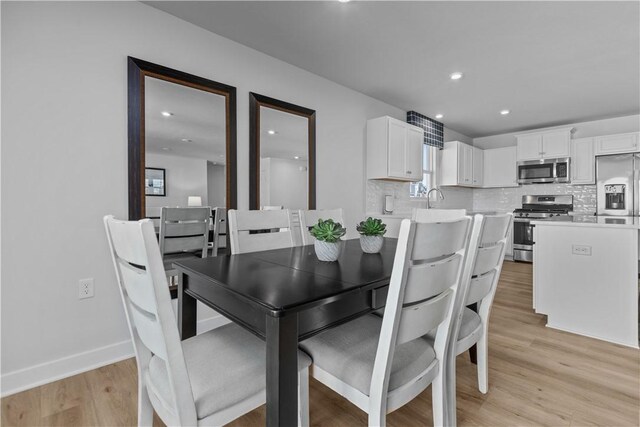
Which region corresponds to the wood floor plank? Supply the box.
[2,261,639,426]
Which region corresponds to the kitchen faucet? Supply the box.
[426,188,445,209]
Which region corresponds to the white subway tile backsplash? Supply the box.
[367,180,596,216]
[473,184,596,214]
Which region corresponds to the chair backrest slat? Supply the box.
[396,289,453,345]
[404,254,463,304]
[466,271,495,305]
[118,260,157,314]
[298,209,345,246]
[211,207,227,256]
[411,220,470,260]
[162,236,208,254]
[129,303,168,360]
[228,209,295,254]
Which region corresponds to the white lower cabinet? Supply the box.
[482,146,518,188]
[571,137,595,185]
[594,132,640,156]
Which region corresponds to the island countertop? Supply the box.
[531,215,640,229]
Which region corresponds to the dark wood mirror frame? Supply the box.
[249,92,316,210]
[128,57,237,220]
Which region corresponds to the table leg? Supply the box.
[468,302,478,365]
[266,314,299,427]
[178,272,196,340]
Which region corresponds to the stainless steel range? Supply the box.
[513,195,573,262]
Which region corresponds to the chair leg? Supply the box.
[477,326,489,394]
[138,380,154,427]
[431,371,446,427]
[298,367,310,427]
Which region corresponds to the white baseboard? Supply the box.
[1,315,230,397]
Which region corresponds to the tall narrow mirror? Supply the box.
[128,57,237,221]
[249,93,316,210]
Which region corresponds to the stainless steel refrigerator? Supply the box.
[596,153,640,216]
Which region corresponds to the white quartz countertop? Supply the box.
[531,215,640,229]
[365,210,502,220]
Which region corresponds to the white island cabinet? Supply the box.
[533,217,639,348]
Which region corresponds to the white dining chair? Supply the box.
[103,215,311,427]
[412,208,467,222]
[159,207,210,288]
[456,215,513,382]
[298,208,345,246]
[300,217,475,426]
[227,209,295,254]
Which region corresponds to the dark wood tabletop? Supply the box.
[173,237,397,427]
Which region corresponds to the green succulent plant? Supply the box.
[310,219,346,243]
[356,217,387,237]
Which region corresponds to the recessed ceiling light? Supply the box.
[180,138,192,143]
[267,129,277,135]
[450,72,463,80]
[500,109,510,115]
[338,0,351,3]
[161,147,171,151]
[219,154,224,158]
[294,156,300,159]
[161,111,173,117]
[435,114,444,119]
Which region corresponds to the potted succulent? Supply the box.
[310,219,347,262]
[356,217,387,254]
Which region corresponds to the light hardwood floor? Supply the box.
[2,261,639,426]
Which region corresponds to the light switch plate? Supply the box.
[572,245,592,256]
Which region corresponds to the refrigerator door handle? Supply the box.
[634,154,640,216]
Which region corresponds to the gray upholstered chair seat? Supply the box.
[299,314,437,396]
[147,323,312,420]
[456,307,483,354]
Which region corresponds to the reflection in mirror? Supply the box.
[144,76,227,220]
[259,106,309,210]
[249,93,316,210]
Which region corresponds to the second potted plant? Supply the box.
[356,217,387,253]
[310,219,347,262]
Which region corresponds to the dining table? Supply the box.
[173,237,398,427]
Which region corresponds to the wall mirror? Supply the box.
[249,93,316,210]
[128,57,237,223]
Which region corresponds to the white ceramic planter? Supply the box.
[314,240,342,262]
[360,235,384,254]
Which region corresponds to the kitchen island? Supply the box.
[532,215,639,348]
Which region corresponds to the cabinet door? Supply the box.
[594,132,640,155]
[405,126,424,181]
[483,146,518,187]
[387,120,406,178]
[542,130,570,158]
[472,147,484,186]
[571,137,595,185]
[517,134,543,160]
[457,144,473,185]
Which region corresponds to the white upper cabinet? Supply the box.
[440,141,482,187]
[594,132,640,156]
[483,146,518,188]
[367,116,424,182]
[571,137,595,185]
[516,127,573,161]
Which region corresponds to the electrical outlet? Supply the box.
[79,278,94,299]
[572,245,592,256]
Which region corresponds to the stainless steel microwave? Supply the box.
[517,158,570,184]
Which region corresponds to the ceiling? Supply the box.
[145,76,227,162]
[145,76,309,162]
[146,1,640,138]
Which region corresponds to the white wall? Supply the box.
[146,152,208,210]
[1,1,405,395]
[261,157,308,210]
[473,114,640,149]
[206,162,226,208]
